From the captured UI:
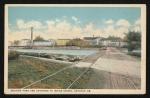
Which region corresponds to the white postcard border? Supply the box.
[4,4,146,95]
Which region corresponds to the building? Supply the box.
[84,36,127,47]
[119,41,128,47]
[19,39,31,46]
[56,39,70,46]
[48,39,56,46]
[10,39,56,47]
[100,38,127,47]
[83,37,103,46]
[33,40,56,47]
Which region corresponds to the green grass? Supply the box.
[29,67,87,89]
[28,68,106,89]
[8,56,105,89]
[8,51,19,60]
[8,56,70,88]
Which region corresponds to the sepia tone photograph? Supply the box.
[4,4,146,94]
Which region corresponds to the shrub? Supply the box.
[124,31,141,52]
[8,51,19,60]
[127,51,141,57]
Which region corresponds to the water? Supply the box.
[122,49,141,53]
[133,50,141,53]
[10,49,98,56]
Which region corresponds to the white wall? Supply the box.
[33,41,55,46]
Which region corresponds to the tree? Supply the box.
[124,31,141,52]
[34,36,44,41]
[13,40,19,46]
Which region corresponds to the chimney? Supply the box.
[31,27,33,47]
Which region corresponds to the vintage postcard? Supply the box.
[4,4,146,94]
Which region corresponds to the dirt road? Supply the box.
[74,47,141,89]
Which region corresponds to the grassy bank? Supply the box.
[8,56,106,89]
[8,56,70,88]
[8,56,96,89]
[27,67,86,89]
[27,68,106,89]
[8,53,105,89]
[18,52,83,62]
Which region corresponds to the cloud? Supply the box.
[104,23,129,38]
[103,25,116,37]
[70,26,83,38]
[8,30,51,41]
[46,20,55,25]
[131,18,141,32]
[46,20,56,33]
[102,19,132,38]
[105,19,114,24]
[56,20,72,31]
[133,26,141,32]
[55,19,60,22]
[116,19,131,27]
[116,27,129,37]
[83,23,103,37]
[46,20,83,39]
[135,18,141,25]
[72,16,78,22]
[17,19,45,29]
[9,17,141,41]
[72,16,81,24]
[83,23,94,33]
[8,30,30,41]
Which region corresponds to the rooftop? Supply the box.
[84,37,101,40]
[21,39,31,40]
[57,39,71,40]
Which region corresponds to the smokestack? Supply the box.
[31,27,33,47]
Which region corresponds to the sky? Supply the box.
[8,7,141,41]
